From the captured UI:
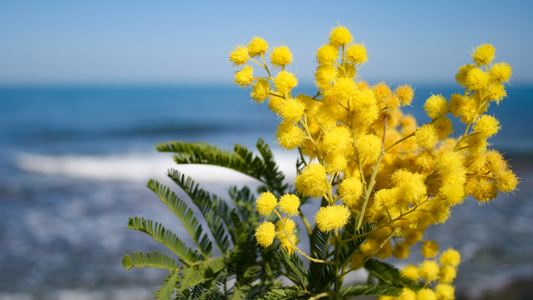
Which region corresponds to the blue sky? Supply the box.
[1,0,532,86]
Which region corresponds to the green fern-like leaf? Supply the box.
[228,186,261,232]
[276,250,308,289]
[146,180,213,258]
[201,284,225,300]
[122,252,177,271]
[229,210,248,249]
[338,284,402,299]
[229,284,249,300]
[364,259,422,291]
[155,271,179,300]
[126,217,200,265]
[307,230,332,293]
[367,271,380,286]
[178,257,225,293]
[258,286,303,300]
[244,138,288,195]
[180,266,207,293]
[156,139,288,196]
[227,208,264,286]
[167,170,232,254]
[338,220,375,268]
[156,141,242,166]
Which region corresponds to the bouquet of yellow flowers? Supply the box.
[123,25,517,300]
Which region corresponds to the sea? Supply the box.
[0,84,532,300]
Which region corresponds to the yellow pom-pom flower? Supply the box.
[378,296,396,300]
[472,177,499,202]
[315,63,337,89]
[346,43,368,65]
[254,221,276,247]
[315,205,351,232]
[350,252,365,270]
[473,114,500,138]
[497,169,518,193]
[339,177,363,206]
[316,44,339,64]
[396,85,415,106]
[375,240,393,259]
[392,242,410,259]
[256,191,278,216]
[391,169,414,186]
[440,248,461,267]
[324,77,357,104]
[250,80,270,103]
[373,227,392,239]
[433,117,454,140]
[455,64,476,87]
[424,94,448,119]
[268,96,284,113]
[276,121,305,150]
[359,239,379,256]
[419,260,440,281]
[278,194,301,216]
[472,43,495,66]
[438,151,464,176]
[373,82,392,101]
[229,45,249,66]
[372,188,400,216]
[466,134,489,155]
[357,134,382,164]
[234,66,254,87]
[449,93,475,120]
[274,71,298,95]
[485,149,507,174]
[401,264,419,281]
[247,37,268,57]
[488,83,507,104]
[465,68,489,91]
[277,218,296,235]
[352,87,377,112]
[322,125,352,156]
[405,230,423,246]
[435,284,455,300]
[415,124,439,148]
[277,219,298,254]
[325,153,349,174]
[295,163,328,198]
[271,46,293,66]
[421,240,439,258]
[329,25,352,47]
[439,265,457,283]
[278,97,305,122]
[400,288,417,300]
[490,62,512,83]
[392,170,427,204]
[417,288,437,300]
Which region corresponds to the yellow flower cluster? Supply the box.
[232,26,517,295]
[382,248,461,300]
[253,191,301,254]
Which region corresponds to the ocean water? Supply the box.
[0,85,532,299]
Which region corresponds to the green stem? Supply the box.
[273,210,333,265]
[334,229,341,298]
[260,53,273,78]
[312,89,322,100]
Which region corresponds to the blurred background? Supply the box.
[1,1,532,299]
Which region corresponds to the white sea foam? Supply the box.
[16,151,298,184]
